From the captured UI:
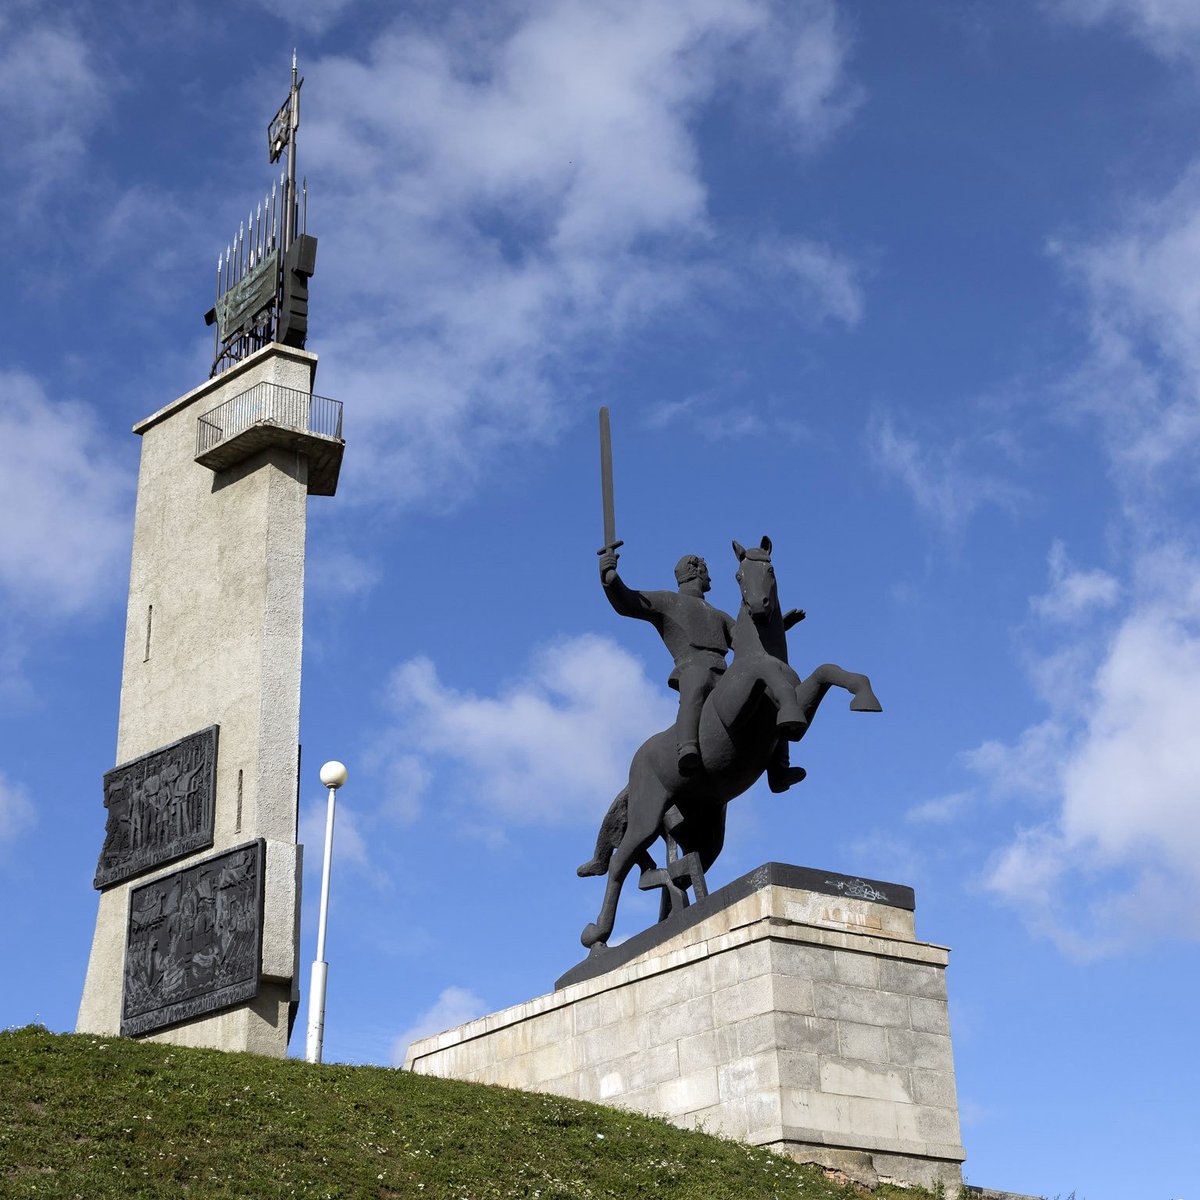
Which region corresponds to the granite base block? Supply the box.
[405,863,967,1196]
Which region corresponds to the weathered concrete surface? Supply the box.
[77,345,320,1057]
[406,873,966,1196]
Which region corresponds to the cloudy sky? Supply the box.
[2,1,1199,1195]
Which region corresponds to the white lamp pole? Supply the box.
[305,759,347,1064]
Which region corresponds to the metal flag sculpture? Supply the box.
[205,52,317,377]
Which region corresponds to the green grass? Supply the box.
[0,1025,938,1200]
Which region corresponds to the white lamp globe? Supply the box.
[319,760,348,789]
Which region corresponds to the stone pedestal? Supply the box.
[77,344,340,1057]
[405,863,966,1195]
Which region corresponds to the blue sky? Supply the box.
[2,1,1199,1196]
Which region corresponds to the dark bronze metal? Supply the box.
[214,253,278,345]
[94,726,219,890]
[278,233,317,349]
[268,93,293,163]
[579,535,882,950]
[204,55,316,376]
[121,840,265,1038]
[596,407,624,583]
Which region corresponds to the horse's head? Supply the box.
[733,535,778,621]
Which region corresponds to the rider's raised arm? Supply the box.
[598,549,661,623]
[602,571,663,623]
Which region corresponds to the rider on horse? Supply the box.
[599,545,808,789]
[599,549,734,775]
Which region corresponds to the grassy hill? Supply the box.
[0,1025,940,1200]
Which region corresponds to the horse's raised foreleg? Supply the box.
[796,663,882,728]
[758,659,809,738]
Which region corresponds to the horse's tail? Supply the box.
[576,787,629,877]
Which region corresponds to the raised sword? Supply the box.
[597,406,623,583]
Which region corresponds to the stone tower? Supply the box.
[77,61,341,1056]
[76,345,343,1055]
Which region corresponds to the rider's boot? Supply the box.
[768,740,806,792]
[768,764,807,793]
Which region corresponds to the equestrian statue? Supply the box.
[577,410,881,952]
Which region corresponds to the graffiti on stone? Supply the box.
[94,726,218,889]
[826,877,889,902]
[121,840,264,1038]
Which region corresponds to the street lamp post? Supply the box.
[305,759,346,1064]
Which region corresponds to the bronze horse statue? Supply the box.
[577,536,880,950]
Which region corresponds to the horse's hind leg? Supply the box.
[577,788,628,878]
[581,789,668,949]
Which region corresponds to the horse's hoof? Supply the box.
[581,922,607,949]
[777,717,806,740]
[576,856,608,878]
[850,690,882,712]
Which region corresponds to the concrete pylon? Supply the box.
[77,343,344,1057]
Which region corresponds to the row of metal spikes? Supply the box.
[214,174,308,300]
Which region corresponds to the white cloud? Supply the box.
[966,129,1200,956]
[299,796,372,872]
[87,185,199,303]
[0,16,108,205]
[0,370,131,619]
[867,413,1022,536]
[966,719,1069,803]
[381,634,675,825]
[249,0,355,35]
[1047,0,1200,63]
[0,773,34,847]
[643,394,708,431]
[975,547,1200,956]
[1030,541,1120,622]
[641,386,812,443]
[905,791,972,824]
[844,830,927,885]
[391,985,488,1067]
[305,543,382,601]
[302,0,860,509]
[375,753,432,827]
[755,236,864,326]
[1051,165,1200,496]
[750,0,863,142]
